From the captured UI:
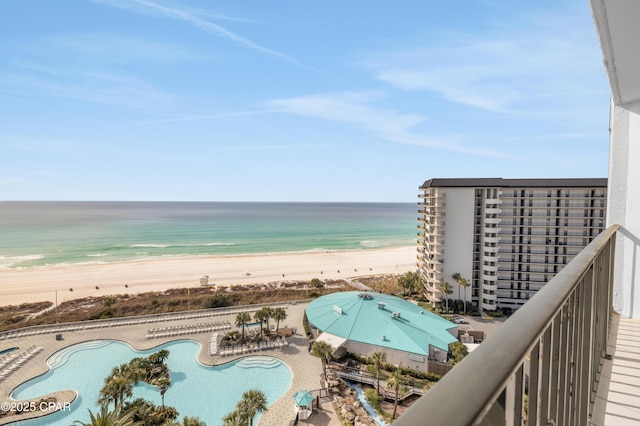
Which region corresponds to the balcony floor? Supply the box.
[592,314,640,426]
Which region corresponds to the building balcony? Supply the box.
[397,225,628,426]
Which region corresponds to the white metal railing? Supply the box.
[396,225,618,426]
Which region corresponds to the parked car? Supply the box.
[453,316,468,324]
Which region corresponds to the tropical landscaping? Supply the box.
[75,350,206,426]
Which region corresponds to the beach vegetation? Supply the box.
[204,293,240,308]
[103,297,117,310]
[356,274,403,294]
[0,279,358,333]
[311,278,324,290]
[397,271,424,296]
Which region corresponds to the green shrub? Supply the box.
[365,388,383,410]
[302,312,312,338]
[486,309,504,317]
[204,294,239,308]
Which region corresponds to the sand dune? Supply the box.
[0,246,416,306]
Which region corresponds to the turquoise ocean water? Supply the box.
[0,202,416,269]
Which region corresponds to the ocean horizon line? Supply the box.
[0,200,416,204]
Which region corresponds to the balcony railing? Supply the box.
[396,225,618,426]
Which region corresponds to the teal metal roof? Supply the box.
[306,292,458,355]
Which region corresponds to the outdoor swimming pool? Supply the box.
[11,340,292,425]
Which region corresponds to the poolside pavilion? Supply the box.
[305,291,458,372]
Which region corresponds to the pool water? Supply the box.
[11,340,291,425]
[0,347,18,356]
[347,381,387,426]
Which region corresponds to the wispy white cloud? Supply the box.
[211,143,334,152]
[181,7,255,23]
[267,92,511,158]
[1,62,175,110]
[39,34,206,64]
[95,0,320,72]
[362,12,605,116]
[138,110,272,124]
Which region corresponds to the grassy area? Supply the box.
[0,279,358,333]
[356,274,403,294]
[0,302,54,331]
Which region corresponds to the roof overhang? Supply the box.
[316,332,348,351]
[591,0,640,113]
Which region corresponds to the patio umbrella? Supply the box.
[293,390,314,407]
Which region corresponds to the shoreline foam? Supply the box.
[0,246,416,306]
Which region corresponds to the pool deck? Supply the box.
[0,302,341,426]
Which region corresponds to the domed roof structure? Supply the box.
[306,291,457,355]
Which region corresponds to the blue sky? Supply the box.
[0,0,610,202]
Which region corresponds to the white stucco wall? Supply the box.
[443,188,475,302]
[345,341,447,372]
[608,102,640,319]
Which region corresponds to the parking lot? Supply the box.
[454,314,507,339]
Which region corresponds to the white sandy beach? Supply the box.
[0,246,416,306]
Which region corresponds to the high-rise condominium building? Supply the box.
[417,178,607,311]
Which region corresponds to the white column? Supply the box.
[607,100,640,319]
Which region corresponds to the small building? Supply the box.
[305,291,458,372]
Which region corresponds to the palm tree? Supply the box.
[99,365,135,410]
[262,307,274,331]
[237,389,268,426]
[148,349,169,366]
[271,307,287,336]
[155,349,170,364]
[386,369,407,419]
[368,352,387,395]
[253,309,269,337]
[222,409,247,426]
[73,403,139,426]
[459,277,470,315]
[398,271,424,296]
[181,417,206,426]
[121,398,156,424]
[153,377,171,409]
[235,312,252,341]
[311,341,333,383]
[438,281,453,313]
[452,273,462,300]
